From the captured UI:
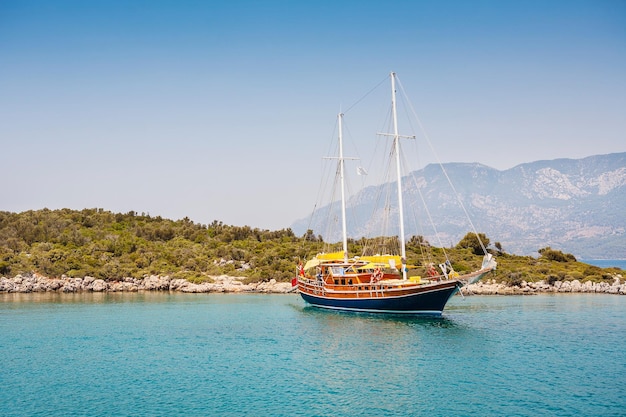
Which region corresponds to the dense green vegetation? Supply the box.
[0,209,309,283]
[0,209,621,285]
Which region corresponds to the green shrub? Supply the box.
[456,232,490,255]
[570,271,584,281]
[177,272,213,284]
[505,272,523,287]
[546,275,559,285]
[0,260,10,276]
[538,247,576,262]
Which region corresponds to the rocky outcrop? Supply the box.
[0,273,294,294]
[465,276,626,295]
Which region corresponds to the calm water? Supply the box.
[582,259,626,270]
[1,293,624,417]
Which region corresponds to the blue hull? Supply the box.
[299,283,460,315]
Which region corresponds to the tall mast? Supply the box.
[391,72,407,280]
[338,113,349,263]
[324,112,357,263]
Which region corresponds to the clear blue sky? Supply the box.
[1,0,624,230]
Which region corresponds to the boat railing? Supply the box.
[298,276,325,295]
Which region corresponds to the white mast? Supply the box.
[390,72,410,280]
[338,113,349,263]
[325,112,357,263]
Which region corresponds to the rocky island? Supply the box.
[1,272,624,295]
[1,209,624,297]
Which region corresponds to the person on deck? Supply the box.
[427,263,438,279]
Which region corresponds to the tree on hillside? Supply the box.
[456,232,490,255]
[407,235,429,248]
[303,229,322,242]
[538,247,576,262]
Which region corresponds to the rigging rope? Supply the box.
[395,75,489,256]
[343,75,389,115]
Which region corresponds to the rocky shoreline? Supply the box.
[0,273,294,294]
[1,273,624,295]
[466,277,626,295]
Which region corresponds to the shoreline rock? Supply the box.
[0,273,294,294]
[464,276,626,295]
[1,274,624,295]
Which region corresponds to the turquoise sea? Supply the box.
[582,259,626,269]
[1,292,625,417]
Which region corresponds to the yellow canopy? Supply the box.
[303,258,321,270]
[304,252,347,270]
[316,251,345,261]
[360,255,402,267]
[304,252,343,270]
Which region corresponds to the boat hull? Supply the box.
[298,281,460,315]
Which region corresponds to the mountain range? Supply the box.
[291,152,626,259]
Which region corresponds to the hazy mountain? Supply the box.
[291,152,626,259]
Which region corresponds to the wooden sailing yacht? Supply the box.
[295,72,497,315]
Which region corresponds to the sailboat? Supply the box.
[295,72,497,315]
